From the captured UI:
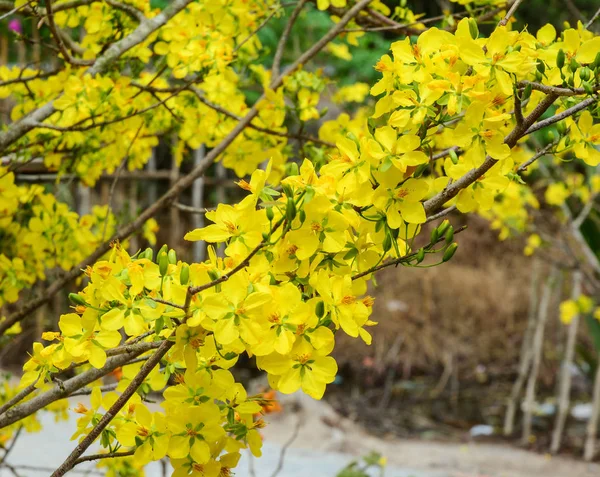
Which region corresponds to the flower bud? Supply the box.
[569,58,579,73]
[556,49,565,69]
[442,242,458,262]
[158,244,168,258]
[383,233,392,252]
[159,252,169,276]
[180,264,190,285]
[436,219,450,237]
[415,248,425,264]
[445,225,454,244]
[68,293,87,307]
[579,67,590,81]
[449,149,459,164]
[168,249,177,264]
[583,81,594,95]
[285,199,296,223]
[315,300,325,319]
[266,206,274,221]
[430,228,440,244]
[143,247,153,261]
[536,59,545,74]
[288,162,299,176]
[468,18,479,40]
[299,209,306,223]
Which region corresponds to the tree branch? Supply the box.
[0,340,159,428]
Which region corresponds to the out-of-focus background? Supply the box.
[2,1,600,475]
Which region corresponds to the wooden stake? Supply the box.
[521,267,556,445]
[551,270,582,453]
[504,259,540,436]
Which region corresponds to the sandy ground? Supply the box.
[1,392,599,476]
[258,393,600,477]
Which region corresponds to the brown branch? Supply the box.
[73,450,135,465]
[498,0,524,27]
[0,340,158,428]
[351,225,468,280]
[271,0,307,81]
[518,80,599,97]
[186,86,335,147]
[524,97,597,136]
[234,5,280,53]
[0,69,61,87]
[50,339,173,477]
[423,93,560,215]
[517,141,556,172]
[45,0,94,66]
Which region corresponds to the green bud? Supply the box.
[583,81,594,95]
[556,121,567,134]
[442,242,458,262]
[436,219,450,237]
[315,300,325,319]
[288,162,299,176]
[415,248,425,264]
[593,52,600,69]
[445,225,454,244]
[208,269,220,281]
[168,249,177,265]
[430,228,440,244]
[536,59,545,74]
[468,18,479,40]
[556,49,565,69]
[68,293,87,307]
[579,67,590,81]
[413,163,428,178]
[299,209,306,223]
[143,247,154,261]
[569,58,579,73]
[266,206,274,221]
[383,233,392,252]
[262,232,270,241]
[159,252,169,276]
[285,199,296,223]
[158,244,168,257]
[449,149,459,164]
[281,184,293,198]
[180,264,190,285]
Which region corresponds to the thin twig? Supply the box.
[585,6,600,29]
[73,450,135,465]
[235,6,280,52]
[270,412,302,477]
[517,141,556,172]
[498,0,524,27]
[174,202,216,214]
[271,0,308,82]
[425,205,457,224]
[0,0,33,21]
[351,225,468,280]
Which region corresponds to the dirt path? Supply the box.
[260,393,600,477]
